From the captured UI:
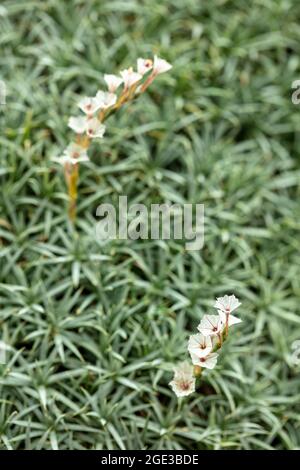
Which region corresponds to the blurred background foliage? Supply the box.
[0,0,300,449]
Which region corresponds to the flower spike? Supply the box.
[58,56,172,221]
[170,295,242,398]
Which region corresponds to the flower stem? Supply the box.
[139,72,156,93]
[225,313,229,337]
[65,163,79,222]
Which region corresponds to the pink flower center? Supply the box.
[181,381,190,390]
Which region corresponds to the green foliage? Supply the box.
[1,0,300,450]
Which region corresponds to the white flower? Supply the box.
[78,96,103,115]
[104,74,123,93]
[56,143,89,165]
[120,67,142,89]
[137,58,153,75]
[188,334,212,359]
[68,116,106,139]
[153,55,172,75]
[68,116,87,134]
[214,294,241,314]
[198,314,224,337]
[169,362,195,397]
[95,90,117,109]
[218,309,242,327]
[85,118,106,139]
[190,352,219,370]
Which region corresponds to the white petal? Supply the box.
[218,310,242,328]
[227,313,242,326]
[95,90,117,109]
[198,314,223,336]
[65,142,83,155]
[60,156,75,165]
[173,361,193,378]
[137,58,153,75]
[153,55,172,74]
[188,334,212,358]
[120,68,142,88]
[104,74,123,93]
[61,143,89,164]
[169,362,195,397]
[85,118,106,139]
[169,378,195,397]
[54,154,88,165]
[52,155,70,165]
[190,352,202,366]
[75,154,89,163]
[215,294,241,313]
[78,96,102,114]
[218,310,226,324]
[202,353,219,369]
[192,353,218,369]
[68,116,87,134]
